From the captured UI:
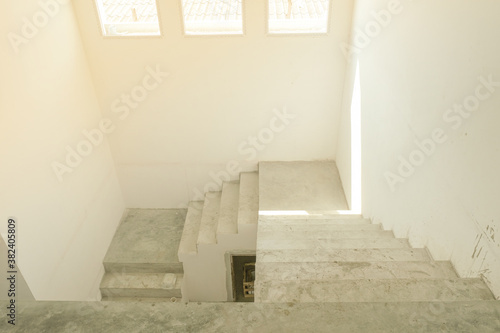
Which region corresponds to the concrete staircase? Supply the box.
[177,172,259,301]
[99,209,185,301]
[254,214,495,303]
[97,160,499,331]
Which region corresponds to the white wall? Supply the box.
[0,0,125,300]
[72,0,355,208]
[338,0,500,298]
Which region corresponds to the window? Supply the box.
[181,0,243,35]
[268,0,330,34]
[95,0,161,36]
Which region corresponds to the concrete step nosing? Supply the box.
[217,182,240,235]
[178,201,204,258]
[197,192,222,245]
[238,172,259,225]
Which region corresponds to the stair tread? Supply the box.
[238,172,259,225]
[197,192,222,245]
[178,201,204,258]
[217,182,240,235]
[257,238,410,250]
[255,278,494,303]
[258,224,382,232]
[259,217,372,225]
[257,248,431,262]
[257,230,395,240]
[256,261,458,280]
[260,214,364,220]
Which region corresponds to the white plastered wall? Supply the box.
[337,0,500,298]
[0,0,125,300]
[72,0,356,208]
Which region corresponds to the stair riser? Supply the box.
[103,263,183,274]
[101,288,182,299]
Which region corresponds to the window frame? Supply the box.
[266,0,332,36]
[179,0,246,37]
[94,0,163,38]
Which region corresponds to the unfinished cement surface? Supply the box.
[259,161,349,212]
[3,300,500,332]
[104,209,186,266]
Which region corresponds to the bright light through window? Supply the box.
[268,0,330,34]
[95,0,161,36]
[181,0,243,35]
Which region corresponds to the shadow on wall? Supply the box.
[0,234,34,301]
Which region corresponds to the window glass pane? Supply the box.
[96,0,161,36]
[182,0,243,35]
[268,0,330,34]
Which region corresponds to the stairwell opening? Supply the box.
[230,255,256,302]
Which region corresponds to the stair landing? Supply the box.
[100,209,186,300]
[259,161,349,213]
[104,209,185,269]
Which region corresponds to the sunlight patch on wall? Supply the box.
[351,61,362,214]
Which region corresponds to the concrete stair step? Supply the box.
[177,201,204,260]
[259,217,372,225]
[10,300,500,332]
[103,209,185,272]
[258,223,382,232]
[258,230,395,240]
[100,272,183,299]
[238,172,259,225]
[257,248,432,262]
[103,262,183,274]
[256,261,458,280]
[217,182,240,235]
[197,192,221,245]
[255,278,494,303]
[257,238,410,250]
[260,214,364,220]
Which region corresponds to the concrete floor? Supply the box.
[2,300,500,332]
